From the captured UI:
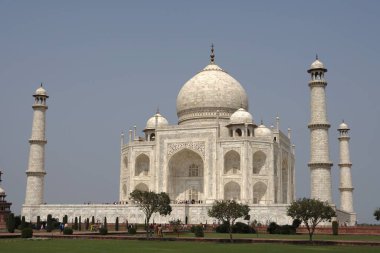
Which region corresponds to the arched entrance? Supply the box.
[253,181,267,204]
[168,149,204,202]
[224,150,240,175]
[135,183,149,192]
[224,181,241,200]
[135,154,149,176]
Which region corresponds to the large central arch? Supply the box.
[168,149,204,202]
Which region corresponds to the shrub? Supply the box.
[190,225,196,233]
[215,222,229,233]
[63,215,68,224]
[267,222,279,234]
[36,216,41,230]
[115,217,119,231]
[85,218,89,230]
[275,225,296,235]
[128,227,137,235]
[103,217,108,230]
[99,227,108,235]
[73,217,78,230]
[267,222,296,234]
[332,221,339,235]
[232,222,255,233]
[21,228,33,238]
[216,222,255,234]
[46,214,53,232]
[14,216,21,229]
[63,227,73,235]
[91,216,95,225]
[6,213,15,233]
[51,218,60,229]
[20,216,27,230]
[194,225,204,237]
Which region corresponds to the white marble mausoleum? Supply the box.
[21,48,356,226]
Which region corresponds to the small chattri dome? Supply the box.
[310,59,325,69]
[35,85,47,96]
[229,108,253,124]
[254,124,272,137]
[145,113,169,129]
[339,121,349,130]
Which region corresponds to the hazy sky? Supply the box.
[0,0,379,224]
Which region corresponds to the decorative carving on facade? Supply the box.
[167,141,205,159]
[135,151,150,157]
[223,147,241,155]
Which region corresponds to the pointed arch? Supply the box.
[253,151,266,174]
[253,181,267,204]
[135,183,149,192]
[224,181,241,200]
[224,150,240,174]
[168,149,204,202]
[135,154,150,176]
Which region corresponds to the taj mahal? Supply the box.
[21,47,357,226]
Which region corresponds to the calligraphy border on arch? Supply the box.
[167,141,205,159]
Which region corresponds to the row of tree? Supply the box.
[7,189,380,241]
[129,189,337,241]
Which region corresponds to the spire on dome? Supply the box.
[156,105,160,114]
[210,44,215,64]
[316,54,318,60]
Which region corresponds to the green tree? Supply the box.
[374,208,380,221]
[73,217,78,230]
[6,213,15,233]
[46,214,53,232]
[130,189,172,238]
[85,218,89,230]
[79,216,82,231]
[115,217,119,231]
[91,216,95,225]
[20,216,26,230]
[103,217,108,230]
[208,200,249,242]
[36,216,41,230]
[63,215,68,224]
[287,198,335,241]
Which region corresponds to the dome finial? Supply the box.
[210,43,215,64]
[40,82,43,87]
[156,105,160,114]
[316,54,318,60]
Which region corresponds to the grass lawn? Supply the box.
[174,232,380,242]
[0,239,380,253]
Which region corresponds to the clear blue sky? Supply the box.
[0,0,379,223]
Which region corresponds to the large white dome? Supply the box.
[176,63,248,125]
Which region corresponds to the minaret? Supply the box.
[24,84,48,205]
[338,121,354,212]
[307,56,333,203]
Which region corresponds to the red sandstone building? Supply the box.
[0,171,12,230]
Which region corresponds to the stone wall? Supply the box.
[22,203,293,225]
